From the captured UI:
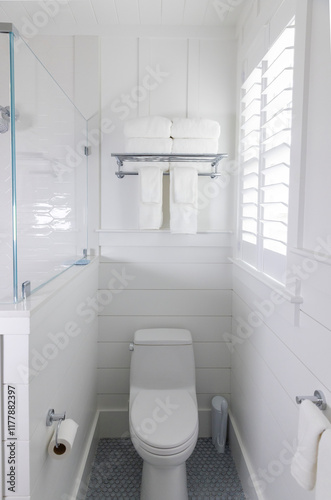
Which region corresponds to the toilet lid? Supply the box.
[130,390,198,449]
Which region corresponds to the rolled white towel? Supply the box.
[123,116,172,138]
[291,400,331,490]
[171,118,220,139]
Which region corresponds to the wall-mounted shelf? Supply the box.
[112,153,228,179]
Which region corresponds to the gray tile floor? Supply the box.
[85,438,246,499]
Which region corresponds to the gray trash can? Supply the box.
[211,396,228,453]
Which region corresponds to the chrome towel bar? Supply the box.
[111,153,228,179]
[295,390,327,410]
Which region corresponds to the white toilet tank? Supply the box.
[130,328,196,392]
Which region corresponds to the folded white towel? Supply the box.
[171,118,220,139]
[123,116,172,138]
[291,400,331,490]
[170,166,198,234]
[315,428,331,500]
[138,167,163,230]
[125,138,172,154]
[124,138,171,172]
[172,138,219,154]
[171,138,219,173]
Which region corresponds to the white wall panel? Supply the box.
[149,38,188,117]
[99,315,232,342]
[99,262,232,289]
[100,245,232,263]
[196,368,230,394]
[187,38,200,117]
[98,233,232,437]
[100,28,236,231]
[232,3,331,498]
[98,289,231,316]
[303,0,331,250]
[98,368,130,394]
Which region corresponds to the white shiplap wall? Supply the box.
[97,232,232,437]
[100,32,237,231]
[231,1,331,499]
[98,27,237,436]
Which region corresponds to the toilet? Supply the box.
[129,328,199,500]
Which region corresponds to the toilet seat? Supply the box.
[130,390,198,453]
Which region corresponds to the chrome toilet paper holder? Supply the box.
[46,409,66,448]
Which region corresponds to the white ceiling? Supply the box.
[0,0,248,36]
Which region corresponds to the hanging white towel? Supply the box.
[138,167,163,230]
[291,400,331,490]
[315,429,331,500]
[171,118,221,139]
[170,166,198,234]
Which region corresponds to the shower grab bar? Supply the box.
[112,153,228,179]
[295,390,327,410]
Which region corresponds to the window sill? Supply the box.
[230,258,303,304]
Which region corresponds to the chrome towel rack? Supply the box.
[111,153,228,179]
[295,390,327,410]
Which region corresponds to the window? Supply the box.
[238,18,295,283]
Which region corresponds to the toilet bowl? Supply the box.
[129,328,199,500]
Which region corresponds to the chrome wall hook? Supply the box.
[46,409,66,448]
[295,390,327,410]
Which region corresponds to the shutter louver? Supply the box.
[239,18,295,283]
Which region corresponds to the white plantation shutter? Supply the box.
[239,66,262,269]
[239,18,295,283]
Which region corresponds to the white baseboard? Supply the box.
[228,410,264,500]
[72,411,100,500]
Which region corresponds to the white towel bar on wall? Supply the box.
[111,153,228,179]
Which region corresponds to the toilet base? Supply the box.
[140,462,188,500]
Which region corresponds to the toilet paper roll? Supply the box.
[48,419,78,459]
